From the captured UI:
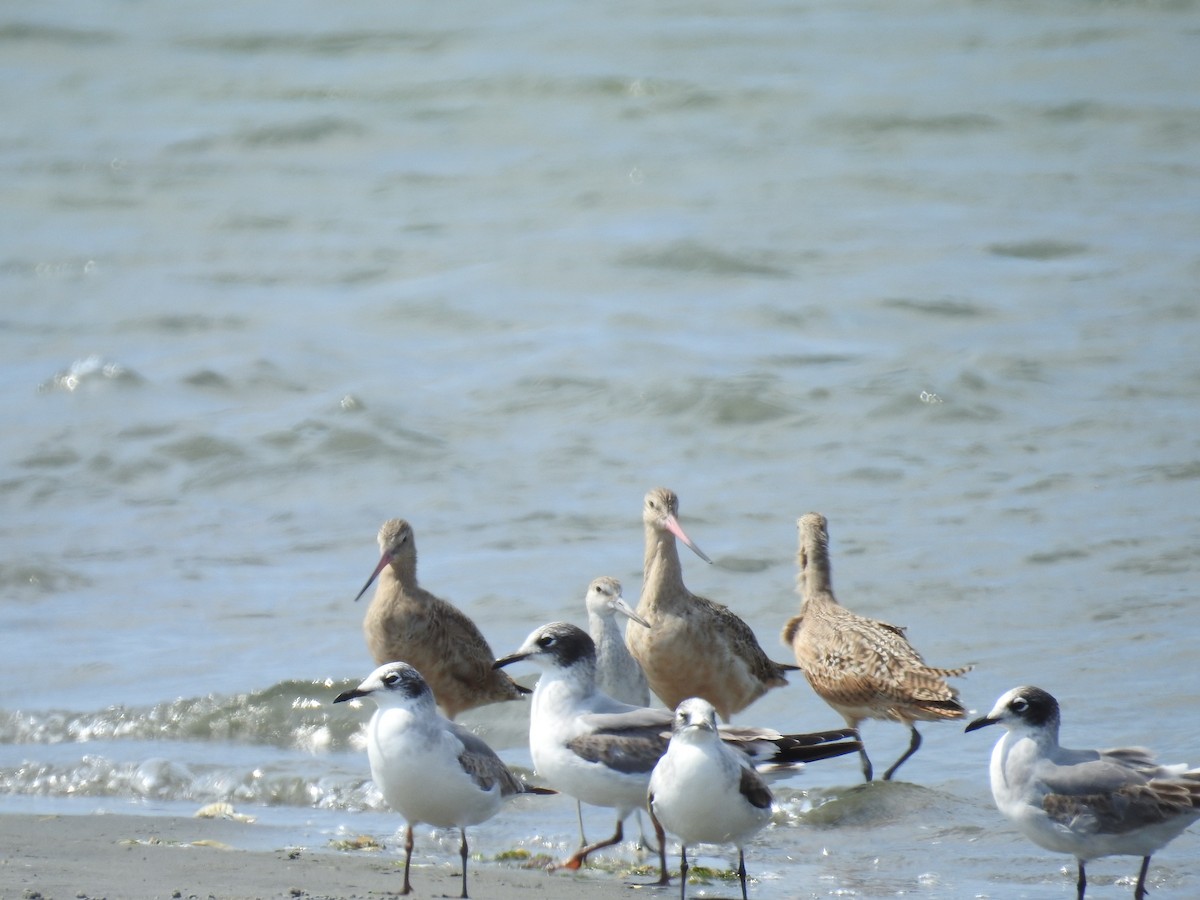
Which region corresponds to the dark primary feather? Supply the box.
[739,767,773,810]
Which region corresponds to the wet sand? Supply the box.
[0,812,635,900]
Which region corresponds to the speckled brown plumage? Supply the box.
[356,518,529,720]
[625,488,794,721]
[782,512,971,781]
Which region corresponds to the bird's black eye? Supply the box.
[383,671,400,687]
[537,634,556,649]
[1011,697,1028,713]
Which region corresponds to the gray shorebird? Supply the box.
[585,576,651,708]
[649,698,774,900]
[626,487,795,720]
[967,686,1200,900]
[355,518,528,720]
[333,662,551,899]
[782,512,972,781]
[582,576,652,849]
[494,622,859,881]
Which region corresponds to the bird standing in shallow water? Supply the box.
[627,487,795,721]
[585,575,650,707]
[333,662,551,899]
[581,575,652,849]
[967,685,1200,900]
[649,698,774,900]
[494,622,859,882]
[782,512,972,781]
[355,518,528,720]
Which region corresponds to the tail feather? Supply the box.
[774,735,863,766]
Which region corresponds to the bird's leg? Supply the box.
[401,825,415,895]
[882,726,922,781]
[561,818,623,870]
[1134,856,1152,900]
[858,745,874,782]
[633,808,659,853]
[1076,859,1087,900]
[650,807,670,886]
[458,828,469,899]
[679,844,689,900]
[575,800,588,847]
[736,848,749,900]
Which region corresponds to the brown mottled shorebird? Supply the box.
[782,512,972,781]
[354,518,529,720]
[626,488,795,721]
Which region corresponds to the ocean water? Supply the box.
[2,1,1198,896]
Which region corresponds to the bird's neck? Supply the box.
[991,729,1045,803]
[382,557,419,594]
[798,543,836,607]
[369,703,422,742]
[642,527,683,604]
[587,614,617,648]
[531,663,597,717]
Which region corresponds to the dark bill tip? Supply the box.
[492,651,529,670]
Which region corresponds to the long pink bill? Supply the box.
[353,554,391,602]
[664,515,713,564]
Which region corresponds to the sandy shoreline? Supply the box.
[0,812,639,900]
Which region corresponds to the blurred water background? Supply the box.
[2,1,1198,896]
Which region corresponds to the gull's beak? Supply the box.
[333,686,369,704]
[964,714,996,733]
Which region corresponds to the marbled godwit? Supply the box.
[782,511,972,781]
[649,698,774,900]
[967,686,1200,900]
[626,487,795,720]
[493,622,859,881]
[585,576,650,708]
[333,662,552,899]
[355,518,528,720]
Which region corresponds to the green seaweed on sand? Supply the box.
[493,848,557,869]
[329,834,383,851]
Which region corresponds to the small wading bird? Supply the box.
[333,662,552,899]
[967,686,1200,900]
[494,622,860,883]
[627,487,796,720]
[585,575,650,707]
[649,698,774,900]
[581,575,652,849]
[783,512,972,781]
[354,518,528,719]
